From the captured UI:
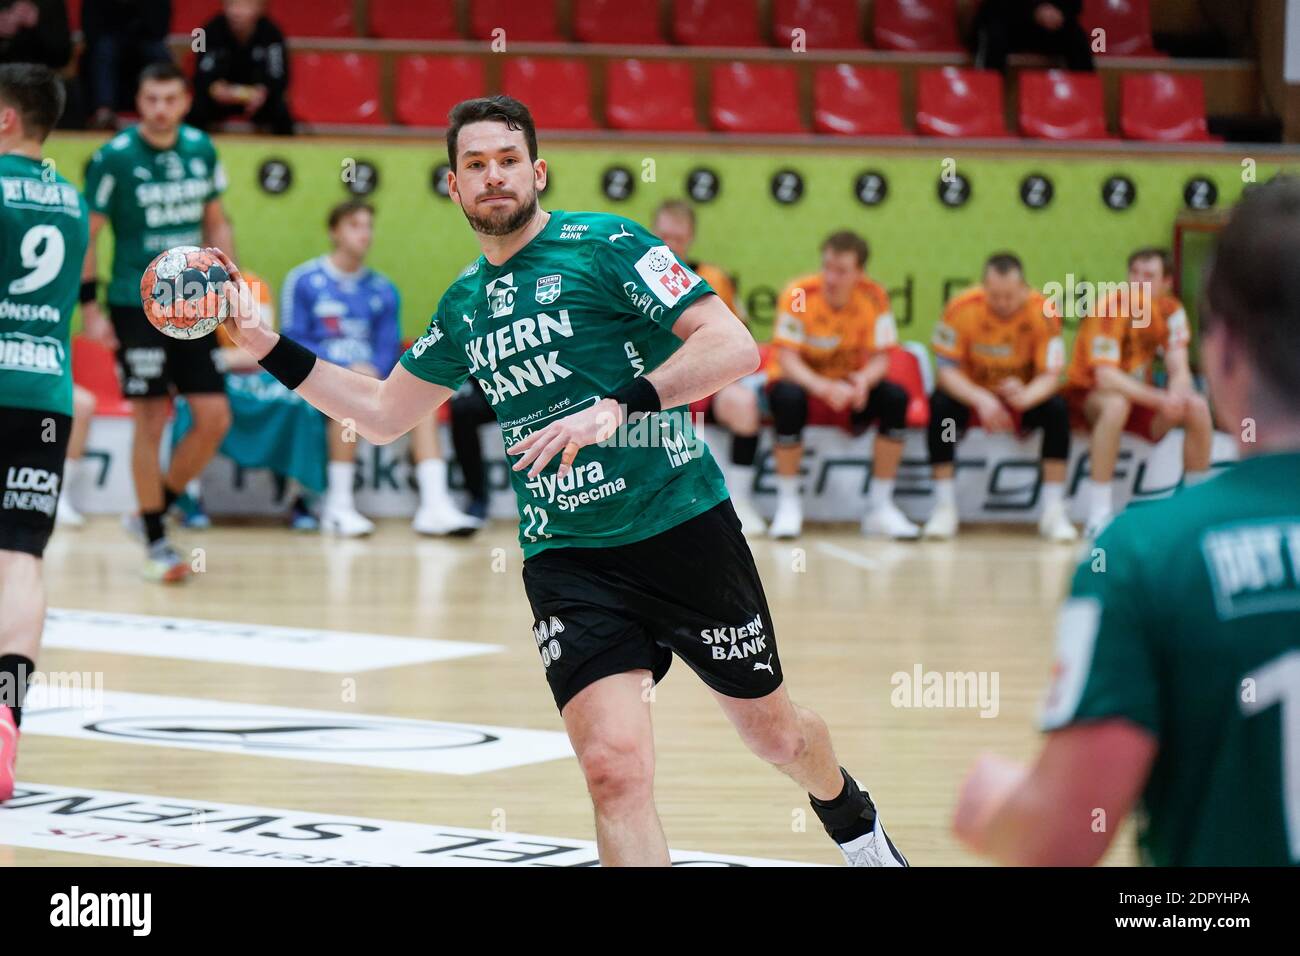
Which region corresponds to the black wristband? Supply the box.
[258,334,317,390]
[608,376,661,415]
[79,279,97,304]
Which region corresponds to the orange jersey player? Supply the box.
[653,199,767,536]
[766,231,917,540]
[923,252,1076,542]
[1063,247,1213,538]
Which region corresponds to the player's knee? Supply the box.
[714,383,759,433]
[746,726,807,767]
[132,400,170,439]
[578,738,654,807]
[1185,394,1212,429]
[1095,390,1130,423]
[193,402,232,441]
[768,379,808,440]
[876,380,909,433]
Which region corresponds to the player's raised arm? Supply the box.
[216,250,451,444]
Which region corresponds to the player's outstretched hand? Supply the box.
[208,247,274,359]
[507,398,623,480]
[952,752,1029,856]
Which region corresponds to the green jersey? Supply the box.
[83,124,226,307]
[1041,452,1300,866]
[400,210,729,558]
[0,153,90,417]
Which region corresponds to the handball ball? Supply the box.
[140,245,230,340]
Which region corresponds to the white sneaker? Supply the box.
[768,496,802,539]
[836,782,909,868]
[321,503,375,537]
[412,499,482,537]
[730,496,767,537]
[1039,502,1079,543]
[922,500,959,540]
[55,498,85,528]
[1084,510,1113,541]
[862,501,919,540]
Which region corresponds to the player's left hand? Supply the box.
[952,752,1030,855]
[507,398,623,480]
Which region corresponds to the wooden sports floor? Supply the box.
[7,518,1138,866]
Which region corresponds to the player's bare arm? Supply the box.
[777,345,852,409]
[937,364,1012,430]
[1095,364,1183,418]
[217,250,450,444]
[953,720,1156,865]
[508,293,758,479]
[1005,369,1061,411]
[79,212,114,346]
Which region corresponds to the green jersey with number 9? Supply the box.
[399,210,730,558]
[1041,451,1300,866]
[0,153,90,417]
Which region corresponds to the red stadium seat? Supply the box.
[1120,72,1214,142]
[269,0,354,38]
[291,53,383,125]
[605,59,700,131]
[369,0,458,40]
[573,0,664,44]
[711,63,804,133]
[71,336,131,418]
[885,346,930,430]
[672,0,762,47]
[772,0,864,50]
[1082,0,1160,56]
[503,59,594,130]
[814,65,905,135]
[915,67,1009,137]
[469,0,561,43]
[1018,69,1109,140]
[170,0,220,33]
[873,0,962,53]
[395,56,484,127]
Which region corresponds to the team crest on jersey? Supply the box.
[1092,336,1121,362]
[634,245,699,307]
[486,273,517,318]
[534,274,561,305]
[933,323,958,351]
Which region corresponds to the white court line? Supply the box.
[813,542,882,570]
[22,691,573,775]
[1,782,819,867]
[44,608,502,672]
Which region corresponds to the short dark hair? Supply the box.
[821,230,869,268]
[446,95,537,169]
[654,199,695,231]
[984,252,1024,277]
[1128,246,1173,278]
[1202,175,1300,406]
[327,199,374,230]
[138,60,188,90]
[0,63,65,141]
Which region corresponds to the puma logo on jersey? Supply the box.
[753,655,775,674]
[608,225,632,242]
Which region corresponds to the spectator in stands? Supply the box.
[923,253,1076,542]
[281,200,480,537]
[0,1,81,126]
[655,199,766,536]
[80,0,172,129]
[0,1,70,68]
[188,0,293,136]
[766,231,918,540]
[972,1,1093,73]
